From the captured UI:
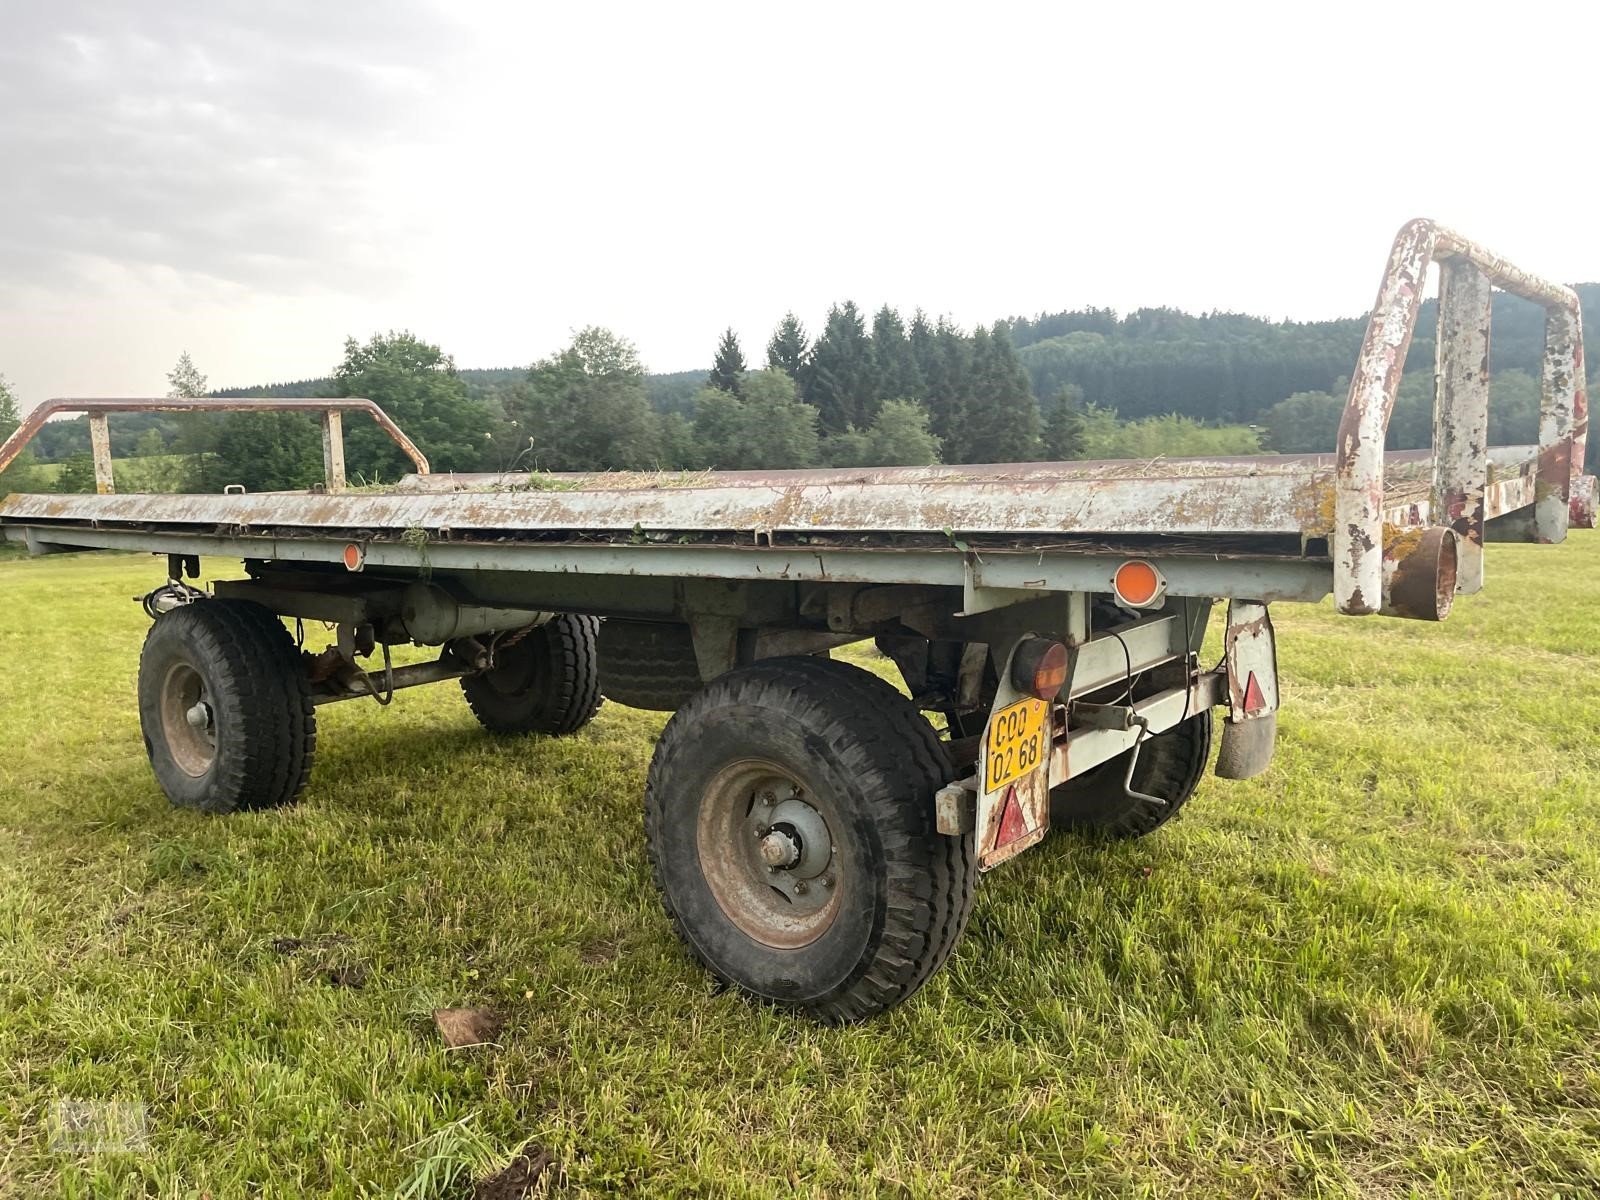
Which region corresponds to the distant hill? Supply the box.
[23,286,1598,462]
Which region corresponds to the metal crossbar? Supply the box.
[0,395,431,494]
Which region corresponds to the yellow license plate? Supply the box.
[984,697,1048,794]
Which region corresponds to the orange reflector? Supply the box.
[1113,559,1164,608]
[1011,637,1069,701]
[342,543,364,572]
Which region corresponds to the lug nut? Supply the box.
[793,880,808,895]
[821,875,835,889]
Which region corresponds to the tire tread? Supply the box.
[645,656,976,1022]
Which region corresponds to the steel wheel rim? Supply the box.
[696,759,842,949]
[160,662,216,777]
[483,636,542,699]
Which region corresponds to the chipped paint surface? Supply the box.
[1381,527,1457,621]
[1224,601,1278,720]
[1335,220,1588,614]
[0,444,1559,549]
[1431,259,1492,594]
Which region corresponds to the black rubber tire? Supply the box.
[645,656,977,1022]
[461,614,601,735]
[598,620,702,711]
[137,600,316,813]
[1050,710,1213,839]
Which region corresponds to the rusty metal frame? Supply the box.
[1335,219,1588,615]
[0,396,430,494]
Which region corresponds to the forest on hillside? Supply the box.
[3,284,1597,496]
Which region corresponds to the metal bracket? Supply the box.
[688,614,740,682]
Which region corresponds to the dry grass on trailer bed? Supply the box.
[2,541,1599,1197]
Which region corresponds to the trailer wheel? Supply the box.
[1050,710,1213,839]
[598,620,702,711]
[137,600,316,813]
[461,613,601,735]
[645,657,976,1022]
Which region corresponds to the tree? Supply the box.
[707,328,747,397]
[1042,384,1087,460]
[1262,389,1343,453]
[766,312,810,381]
[916,318,971,447]
[52,452,97,493]
[1487,369,1540,446]
[167,351,208,398]
[0,376,16,437]
[510,327,660,471]
[871,306,924,402]
[693,369,818,469]
[0,374,36,495]
[656,412,699,470]
[806,302,879,434]
[201,413,323,492]
[132,428,166,458]
[867,399,941,466]
[333,331,493,479]
[957,324,1039,463]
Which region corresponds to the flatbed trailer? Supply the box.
[1,219,1592,1020]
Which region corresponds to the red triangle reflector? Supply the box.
[1242,671,1266,714]
[996,785,1033,848]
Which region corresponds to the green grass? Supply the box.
[2,542,1599,1197]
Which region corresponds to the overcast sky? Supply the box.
[2,0,1596,412]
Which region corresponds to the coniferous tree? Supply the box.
[960,324,1039,463]
[766,313,810,380]
[919,318,972,450]
[167,351,208,398]
[806,301,879,434]
[708,327,746,397]
[871,306,924,402]
[1042,384,1087,460]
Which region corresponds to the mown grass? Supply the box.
[1,542,1598,1197]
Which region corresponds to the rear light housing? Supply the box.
[1011,637,1069,701]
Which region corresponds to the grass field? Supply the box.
[2,543,1599,1197]
[21,456,194,494]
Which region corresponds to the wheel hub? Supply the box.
[696,762,844,949]
[758,798,832,884]
[160,661,217,778]
[757,827,800,868]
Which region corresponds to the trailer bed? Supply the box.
[0,443,1564,609]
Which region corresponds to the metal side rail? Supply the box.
[0,395,431,494]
